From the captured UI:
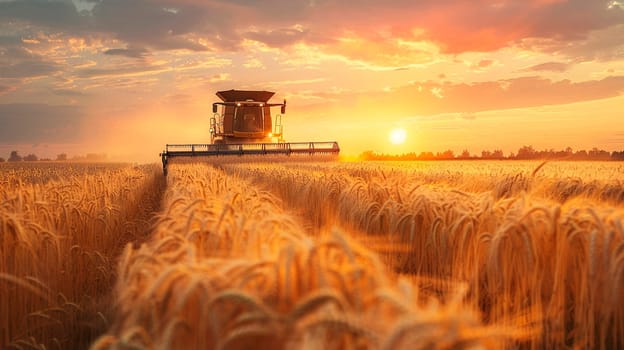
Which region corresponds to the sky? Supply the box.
[0,0,623,161]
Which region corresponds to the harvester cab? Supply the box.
[210,90,285,144]
[160,89,340,175]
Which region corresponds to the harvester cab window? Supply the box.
[235,106,263,132]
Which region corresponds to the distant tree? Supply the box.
[56,153,67,161]
[459,149,471,159]
[612,151,624,160]
[24,154,38,161]
[419,151,435,160]
[491,149,504,159]
[574,150,588,160]
[355,146,624,162]
[588,147,610,160]
[437,149,455,160]
[538,148,556,159]
[516,145,536,159]
[8,150,22,162]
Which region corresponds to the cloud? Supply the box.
[163,93,193,105]
[0,85,17,95]
[298,75,624,118]
[75,62,169,79]
[461,113,477,120]
[0,0,215,52]
[469,59,496,71]
[90,0,216,51]
[245,27,308,47]
[0,0,86,30]
[0,59,59,79]
[53,88,87,97]
[0,103,86,143]
[430,87,444,99]
[103,47,150,59]
[0,35,23,47]
[0,35,61,79]
[2,0,622,66]
[267,78,326,86]
[209,73,230,83]
[476,59,495,68]
[243,58,264,69]
[416,0,624,53]
[524,62,570,72]
[430,75,624,113]
[537,24,624,62]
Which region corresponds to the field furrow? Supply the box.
[93,163,501,349]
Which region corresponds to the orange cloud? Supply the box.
[0,84,17,95]
[2,0,622,70]
[295,76,624,119]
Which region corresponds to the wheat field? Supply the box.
[1,160,623,349]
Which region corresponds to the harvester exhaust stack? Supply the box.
[160,89,340,174]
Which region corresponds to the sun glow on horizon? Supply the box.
[389,128,407,145]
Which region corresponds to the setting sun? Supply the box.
[389,128,407,145]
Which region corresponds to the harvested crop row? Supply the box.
[222,161,624,349]
[93,163,505,349]
[0,164,164,349]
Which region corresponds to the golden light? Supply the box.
[389,128,407,145]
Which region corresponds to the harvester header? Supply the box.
[159,89,340,175]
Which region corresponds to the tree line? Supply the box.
[359,146,624,161]
[0,151,107,163]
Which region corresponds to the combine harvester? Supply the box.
[160,90,340,175]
